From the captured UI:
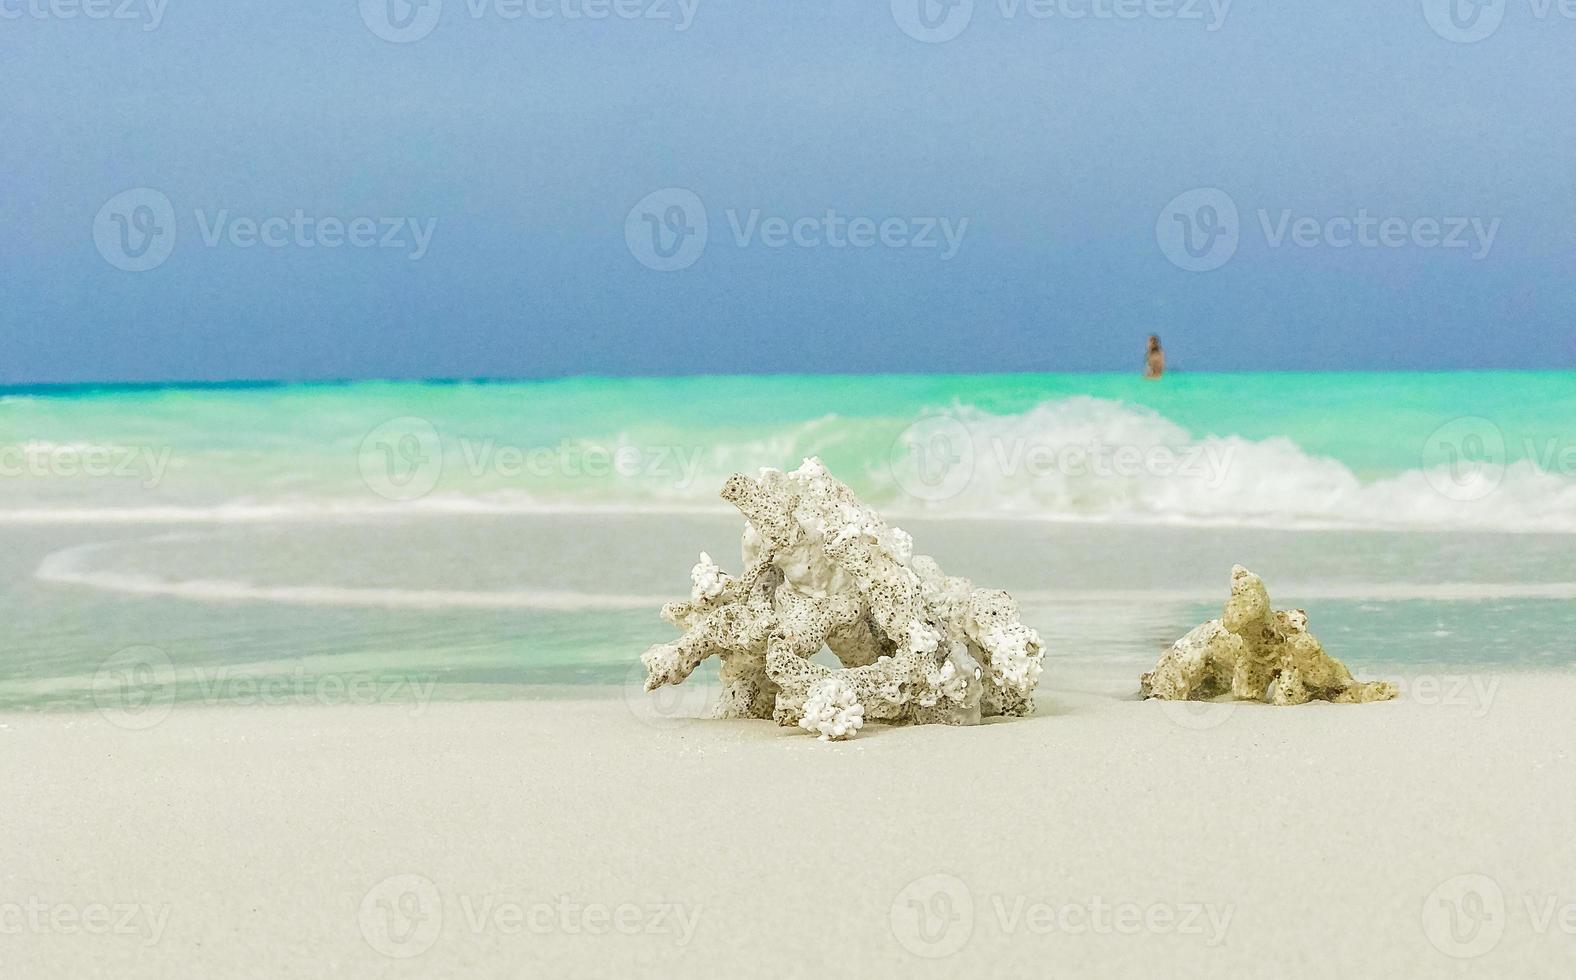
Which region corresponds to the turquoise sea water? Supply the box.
[0,372,1572,713]
[1,371,1573,526]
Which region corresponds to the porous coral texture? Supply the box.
[639,458,1046,739]
[1141,565,1397,706]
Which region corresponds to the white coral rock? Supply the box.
[636,457,1047,738]
[985,624,1043,690]
[799,677,865,741]
[907,621,942,656]
[919,656,972,707]
[689,551,726,603]
[882,526,915,565]
[639,642,682,691]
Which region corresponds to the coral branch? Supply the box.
[637,458,1047,739]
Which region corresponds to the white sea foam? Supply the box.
[876,398,1576,533]
[3,398,1573,532]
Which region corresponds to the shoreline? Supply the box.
[4,659,1564,718]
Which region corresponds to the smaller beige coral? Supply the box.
[1141,565,1397,706]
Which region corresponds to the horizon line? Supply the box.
[1,366,1567,397]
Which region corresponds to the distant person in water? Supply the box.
[1143,335,1165,379]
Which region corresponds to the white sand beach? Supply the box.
[12,0,1576,972]
[6,672,1572,978]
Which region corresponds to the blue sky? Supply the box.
[3,0,1573,383]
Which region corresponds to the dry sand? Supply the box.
[4,673,1574,978]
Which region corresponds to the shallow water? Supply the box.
[2,516,1572,713]
[1,371,1573,530]
[0,373,1572,712]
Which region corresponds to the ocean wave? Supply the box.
[871,398,1576,533]
[3,396,1573,532]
